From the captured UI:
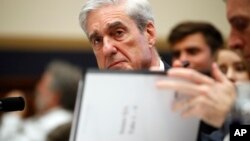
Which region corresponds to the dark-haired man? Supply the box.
[168,21,224,72]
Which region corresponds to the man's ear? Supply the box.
[144,21,156,48]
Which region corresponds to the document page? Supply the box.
[71,71,199,141]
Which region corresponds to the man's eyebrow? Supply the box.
[106,21,124,30]
[88,21,125,41]
[186,46,200,49]
[229,15,248,23]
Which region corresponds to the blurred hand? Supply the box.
[157,63,236,128]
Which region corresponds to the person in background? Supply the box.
[0,60,82,141]
[167,21,224,72]
[225,0,250,127]
[215,48,250,83]
[79,0,170,71]
[214,48,250,141]
[225,1,250,138]
[226,0,250,68]
[158,0,250,140]
[167,21,226,140]
[34,60,81,115]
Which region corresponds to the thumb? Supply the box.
[211,62,228,82]
[172,60,183,68]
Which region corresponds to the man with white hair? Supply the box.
[79,0,171,71]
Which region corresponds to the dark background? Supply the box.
[0,49,172,96]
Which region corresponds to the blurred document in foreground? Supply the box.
[70,70,200,141]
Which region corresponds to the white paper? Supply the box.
[71,71,200,141]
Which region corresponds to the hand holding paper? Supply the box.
[156,63,237,128]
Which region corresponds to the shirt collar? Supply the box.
[159,59,165,71]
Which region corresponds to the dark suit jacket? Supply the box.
[162,58,171,71]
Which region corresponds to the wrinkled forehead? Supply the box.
[227,0,250,16]
[85,4,130,35]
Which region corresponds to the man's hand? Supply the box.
[156,63,236,128]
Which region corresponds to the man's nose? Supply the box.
[179,53,189,62]
[172,54,189,68]
[228,30,244,50]
[103,37,117,56]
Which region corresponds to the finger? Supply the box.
[167,68,215,85]
[156,79,204,97]
[172,60,183,68]
[180,96,211,118]
[181,96,228,128]
[211,63,228,83]
[173,94,210,112]
[172,97,192,112]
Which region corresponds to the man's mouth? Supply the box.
[107,61,126,69]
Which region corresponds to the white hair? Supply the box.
[79,0,154,34]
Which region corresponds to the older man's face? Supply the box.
[84,4,156,70]
[227,0,250,66]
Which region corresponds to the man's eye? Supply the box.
[92,37,102,46]
[116,30,123,36]
[187,48,199,55]
[231,18,248,31]
[112,29,125,39]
